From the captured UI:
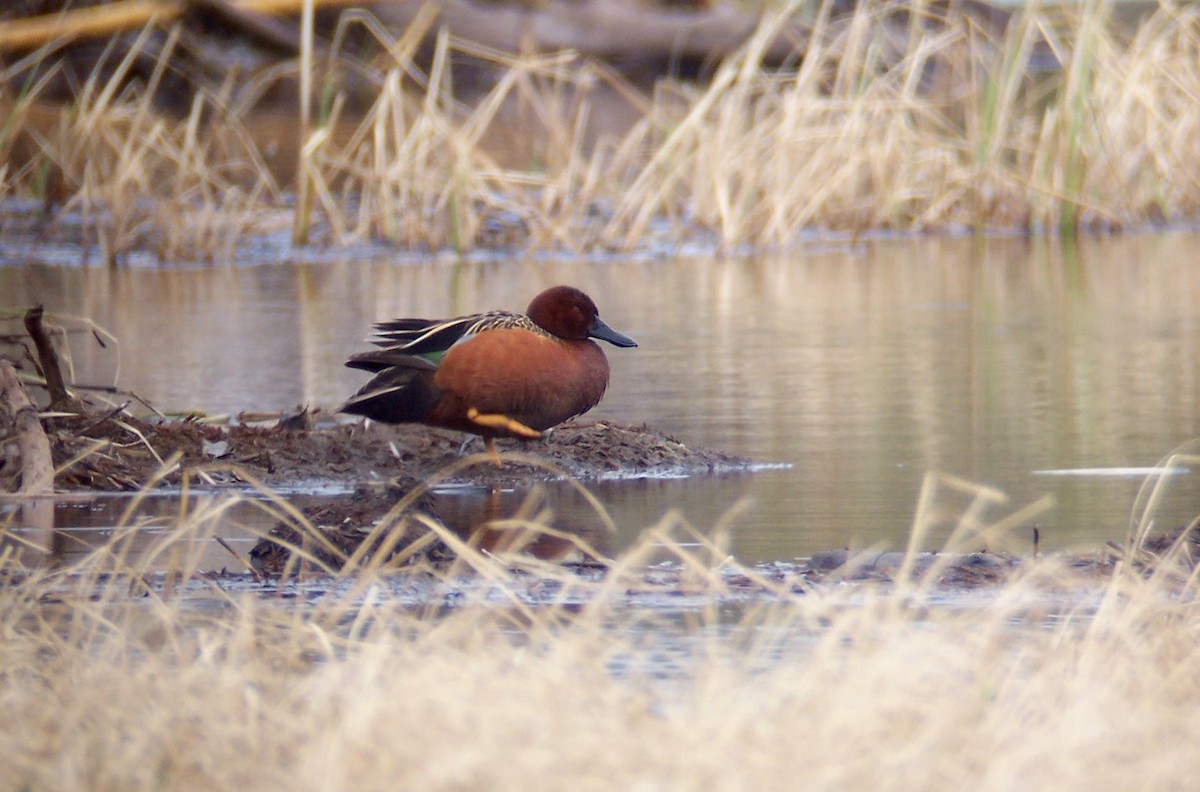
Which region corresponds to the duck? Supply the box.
[340,285,637,462]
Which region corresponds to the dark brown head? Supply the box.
[526,286,637,348]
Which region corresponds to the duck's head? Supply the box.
[527,286,637,348]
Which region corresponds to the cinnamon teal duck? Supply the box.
[340,285,637,462]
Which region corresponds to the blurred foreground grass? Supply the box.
[2,466,1199,789]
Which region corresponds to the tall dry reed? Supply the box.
[3,0,1200,261]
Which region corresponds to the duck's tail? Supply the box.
[340,352,441,425]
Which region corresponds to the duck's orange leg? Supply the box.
[466,408,543,439]
[467,408,542,467]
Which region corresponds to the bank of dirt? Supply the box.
[12,402,1197,597]
[48,413,755,492]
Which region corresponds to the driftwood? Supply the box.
[0,358,53,497]
[374,0,806,65]
[0,0,364,52]
[0,0,806,67]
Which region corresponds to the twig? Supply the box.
[76,400,134,436]
[215,535,262,579]
[128,391,166,418]
[111,418,169,468]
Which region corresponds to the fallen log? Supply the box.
[0,358,54,496]
[0,0,806,67]
[376,0,806,66]
[0,0,364,52]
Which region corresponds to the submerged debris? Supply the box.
[790,524,1200,590]
[248,479,453,578]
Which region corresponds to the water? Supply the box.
[3,232,1199,562]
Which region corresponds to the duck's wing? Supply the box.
[344,349,439,374]
[370,310,544,356]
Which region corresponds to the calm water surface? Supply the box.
[3,233,1199,562]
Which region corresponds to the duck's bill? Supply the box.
[589,318,638,348]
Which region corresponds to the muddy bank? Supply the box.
[10,402,1198,602]
[48,412,757,492]
[25,407,759,580]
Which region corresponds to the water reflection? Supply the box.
[2,233,1199,561]
[0,493,264,570]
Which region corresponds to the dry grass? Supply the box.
[1,25,284,265]
[3,0,1200,261]
[2,463,1200,789]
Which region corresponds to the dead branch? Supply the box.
[23,305,84,414]
[0,0,807,67]
[0,0,364,52]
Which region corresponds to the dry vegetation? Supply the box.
[2,463,1200,789]
[5,4,1200,786]
[2,0,1200,263]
